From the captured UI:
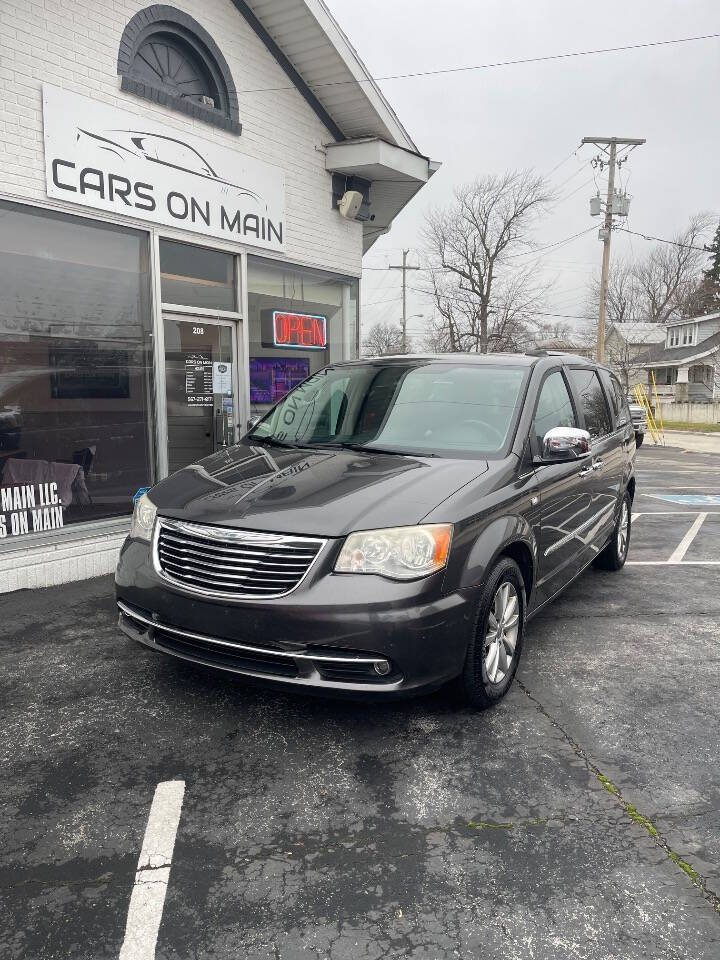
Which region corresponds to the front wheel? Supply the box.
[635,432,644,448]
[458,557,525,709]
[594,491,631,571]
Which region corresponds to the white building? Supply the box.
[603,322,666,389]
[636,312,720,401]
[0,1,437,592]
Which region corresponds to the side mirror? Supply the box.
[540,426,591,462]
[246,415,261,432]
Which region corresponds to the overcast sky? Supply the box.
[326,0,720,344]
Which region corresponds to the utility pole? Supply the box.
[582,136,645,363]
[388,249,421,352]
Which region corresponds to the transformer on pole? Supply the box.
[582,136,646,362]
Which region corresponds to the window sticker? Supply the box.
[0,483,65,538]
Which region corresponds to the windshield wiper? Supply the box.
[248,435,300,450]
[335,442,437,458]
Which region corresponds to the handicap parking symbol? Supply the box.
[646,494,720,505]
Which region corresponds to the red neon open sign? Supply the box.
[272,311,327,349]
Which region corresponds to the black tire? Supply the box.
[458,557,525,709]
[594,490,632,571]
[635,432,644,448]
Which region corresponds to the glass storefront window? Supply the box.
[160,239,235,311]
[0,202,154,541]
[247,257,359,415]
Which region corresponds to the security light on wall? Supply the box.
[337,190,364,221]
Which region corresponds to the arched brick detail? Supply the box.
[117,5,242,135]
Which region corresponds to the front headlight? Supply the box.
[334,524,452,580]
[129,492,157,542]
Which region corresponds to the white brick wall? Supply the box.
[0,1,365,593]
[0,527,127,594]
[0,0,364,274]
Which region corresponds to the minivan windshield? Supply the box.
[247,361,528,458]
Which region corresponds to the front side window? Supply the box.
[532,371,577,450]
[569,368,612,439]
[249,362,528,458]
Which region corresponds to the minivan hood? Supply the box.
[150,442,489,537]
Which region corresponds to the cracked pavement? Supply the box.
[1,445,720,959]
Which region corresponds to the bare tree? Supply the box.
[586,215,715,325]
[422,171,554,353]
[585,257,643,324]
[634,215,714,321]
[361,321,409,357]
[535,320,573,343]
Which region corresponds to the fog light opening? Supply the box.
[374,660,391,677]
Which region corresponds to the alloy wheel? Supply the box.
[617,500,630,559]
[484,581,520,684]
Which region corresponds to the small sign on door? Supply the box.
[212,361,232,395]
[185,352,213,406]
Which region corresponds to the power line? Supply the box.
[556,175,598,205]
[362,265,421,271]
[237,33,720,93]
[403,286,665,324]
[544,148,581,178]
[363,294,404,307]
[616,228,710,252]
[504,226,596,259]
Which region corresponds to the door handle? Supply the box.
[592,459,604,471]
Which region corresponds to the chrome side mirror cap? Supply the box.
[246,415,261,432]
[541,426,591,461]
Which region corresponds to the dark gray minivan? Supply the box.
[116,352,636,707]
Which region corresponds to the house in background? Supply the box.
[604,322,666,389]
[636,312,720,401]
[533,337,594,358]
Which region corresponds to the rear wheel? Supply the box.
[594,491,631,571]
[458,557,525,709]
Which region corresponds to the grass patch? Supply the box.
[596,773,620,796]
[662,420,720,433]
[669,852,701,884]
[626,803,659,837]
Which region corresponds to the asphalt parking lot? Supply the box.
[2,444,719,960]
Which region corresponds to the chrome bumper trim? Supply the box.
[117,600,403,690]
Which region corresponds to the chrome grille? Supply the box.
[154,518,325,599]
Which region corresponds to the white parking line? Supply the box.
[627,561,720,566]
[119,780,186,960]
[632,510,720,516]
[668,512,708,563]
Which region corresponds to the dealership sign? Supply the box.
[42,85,286,251]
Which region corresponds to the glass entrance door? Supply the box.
[163,315,238,475]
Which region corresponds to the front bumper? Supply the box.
[115,535,475,696]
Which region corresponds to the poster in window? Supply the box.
[249,357,309,405]
[185,352,213,406]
